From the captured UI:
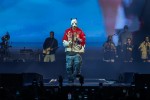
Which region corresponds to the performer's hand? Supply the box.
[68,40,72,44]
[68,41,73,47]
[47,47,51,51]
[77,38,82,42]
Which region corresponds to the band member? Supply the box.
[118,25,132,60]
[139,36,150,62]
[63,18,86,83]
[103,35,116,62]
[43,31,58,62]
[0,32,11,62]
[119,25,133,48]
[123,38,133,62]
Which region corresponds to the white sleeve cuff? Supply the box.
[63,40,69,47]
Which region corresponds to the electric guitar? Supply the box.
[43,47,58,55]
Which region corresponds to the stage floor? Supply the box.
[0,62,150,81]
[1,46,150,84]
[42,78,130,87]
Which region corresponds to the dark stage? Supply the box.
[0,62,150,82]
[1,63,150,100]
[1,47,150,100]
[0,46,150,82]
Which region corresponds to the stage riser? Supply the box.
[0,62,150,81]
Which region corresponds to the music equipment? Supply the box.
[0,73,43,89]
[134,74,150,87]
[43,47,58,55]
[73,43,82,51]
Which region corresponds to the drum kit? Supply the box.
[0,32,42,62]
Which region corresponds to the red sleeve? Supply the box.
[79,28,86,46]
[62,29,69,41]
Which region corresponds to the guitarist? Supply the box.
[43,31,58,62]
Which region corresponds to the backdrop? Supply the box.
[0,0,144,48]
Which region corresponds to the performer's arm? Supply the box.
[63,30,70,47]
[103,42,106,52]
[43,38,48,50]
[138,42,143,49]
[80,30,86,46]
[52,39,58,51]
[112,43,117,53]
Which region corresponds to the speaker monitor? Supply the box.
[123,72,136,83]
[0,73,22,89]
[0,73,43,88]
[134,74,150,87]
[22,73,43,85]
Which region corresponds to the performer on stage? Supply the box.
[123,38,133,62]
[62,18,86,83]
[118,25,132,60]
[119,25,132,48]
[43,31,58,62]
[0,32,11,62]
[139,36,150,62]
[103,35,116,62]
